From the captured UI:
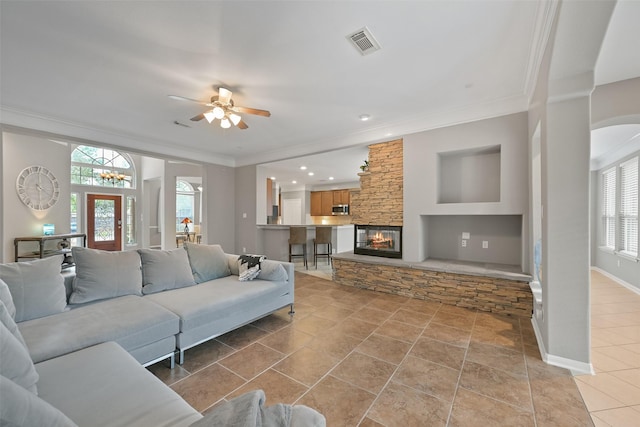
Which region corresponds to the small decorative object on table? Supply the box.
[181,217,192,233]
[43,224,55,235]
[360,159,369,172]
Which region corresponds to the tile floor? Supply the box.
[148,265,599,426]
[575,270,640,427]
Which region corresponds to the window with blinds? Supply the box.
[602,167,616,249]
[619,157,638,257]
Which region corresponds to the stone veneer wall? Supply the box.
[333,258,533,317]
[350,139,403,226]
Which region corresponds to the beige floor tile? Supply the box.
[367,381,450,427]
[529,376,593,426]
[614,326,640,342]
[375,319,423,343]
[449,388,535,427]
[170,363,245,412]
[591,407,640,427]
[594,346,640,368]
[217,342,284,380]
[297,375,376,426]
[402,298,441,315]
[358,417,385,427]
[592,348,637,372]
[305,329,363,360]
[331,352,397,394]
[181,339,236,373]
[431,311,476,331]
[273,346,337,386]
[608,369,640,388]
[328,317,379,340]
[576,372,640,406]
[226,369,308,405]
[620,343,640,354]
[357,333,412,365]
[311,303,355,321]
[250,311,294,332]
[365,296,407,313]
[291,314,337,336]
[392,355,460,402]
[474,312,521,333]
[470,325,523,351]
[574,380,626,412]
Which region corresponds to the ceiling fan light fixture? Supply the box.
[229,113,242,126]
[203,111,215,123]
[213,106,225,120]
[220,118,231,129]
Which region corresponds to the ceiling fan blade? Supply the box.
[168,95,208,105]
[190,113,205,121]
[218,88,232,105]
[233,106,271,117]
[236,119,249,129]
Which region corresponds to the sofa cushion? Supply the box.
[184,243,230,283]
[238,255,265,281]
[0,299,28,351]
[18,295,179,364]
[0,278,16,319]
[0,256,67,322]
[70,247,142,304]
[138,248,196,295]
[257,260,289,282]
[0,321,39,394]
[35,342,202,427]
[0,375,77,427]
[145,275,291,332]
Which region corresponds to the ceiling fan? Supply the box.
[169,88,270,130]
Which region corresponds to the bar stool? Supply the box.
[288,226,308,269]
[314,226,332,269]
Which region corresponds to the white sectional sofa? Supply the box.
[0,243,324,426]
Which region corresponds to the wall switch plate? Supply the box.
[242,213,247,218]
[482,241,489,249]
[461,239,467,247]
[462,232,470,240]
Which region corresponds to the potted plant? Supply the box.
[360,160,369,172]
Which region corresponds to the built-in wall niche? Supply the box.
[425,214,522,267]
[438,145,501,203]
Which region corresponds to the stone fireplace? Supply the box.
[354,224,402,258]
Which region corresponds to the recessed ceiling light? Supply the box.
[300,166,307,170]
[308,172,314,176]
[292,180,297,184]
[329,177,334,180]
[269,176,276,180]
[359,114,371,121]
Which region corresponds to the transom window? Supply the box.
[71,145,135,188]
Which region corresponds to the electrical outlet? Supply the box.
[242,213,247,219]
[482,241,489,249]
[242,247,247,253]
[461,239,467,247]
[462,232,470,240]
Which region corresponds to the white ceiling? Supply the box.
[1,1,638,190]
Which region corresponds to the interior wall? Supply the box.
[403,112,529,265]
[1,132,72,262]
[235,165,257,255]
[202,163,235,252]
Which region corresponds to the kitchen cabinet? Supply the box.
[321,191,333,216]
[310,189,352,216]
[310,192,322,216]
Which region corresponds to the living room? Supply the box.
[2,1,640,425]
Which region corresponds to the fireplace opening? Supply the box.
[354,225,402,258]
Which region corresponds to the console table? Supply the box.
[14,233,87,270]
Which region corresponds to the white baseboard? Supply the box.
[530,317,595,376]
[591,267,640,296]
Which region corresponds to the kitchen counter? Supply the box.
[257,224,354,263]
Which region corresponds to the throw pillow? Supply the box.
[184,243,231,283]
[0,375,78,427]
[0,278,16,319]
[0,256,67,322]
[238,255,266,282]
[0,322,39,394]
[69,247,142,304]
[0,300,28,350]
[256,260,289,282]
[138,248,196,294]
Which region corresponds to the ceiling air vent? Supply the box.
[347,27,381,56]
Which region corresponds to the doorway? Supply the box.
[87,194,122,251]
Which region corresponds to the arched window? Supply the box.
[70,145,135,188]
[176,180,195,232]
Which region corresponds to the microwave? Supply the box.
[332,204,349,215]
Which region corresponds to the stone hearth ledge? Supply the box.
[332,251,531,282]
